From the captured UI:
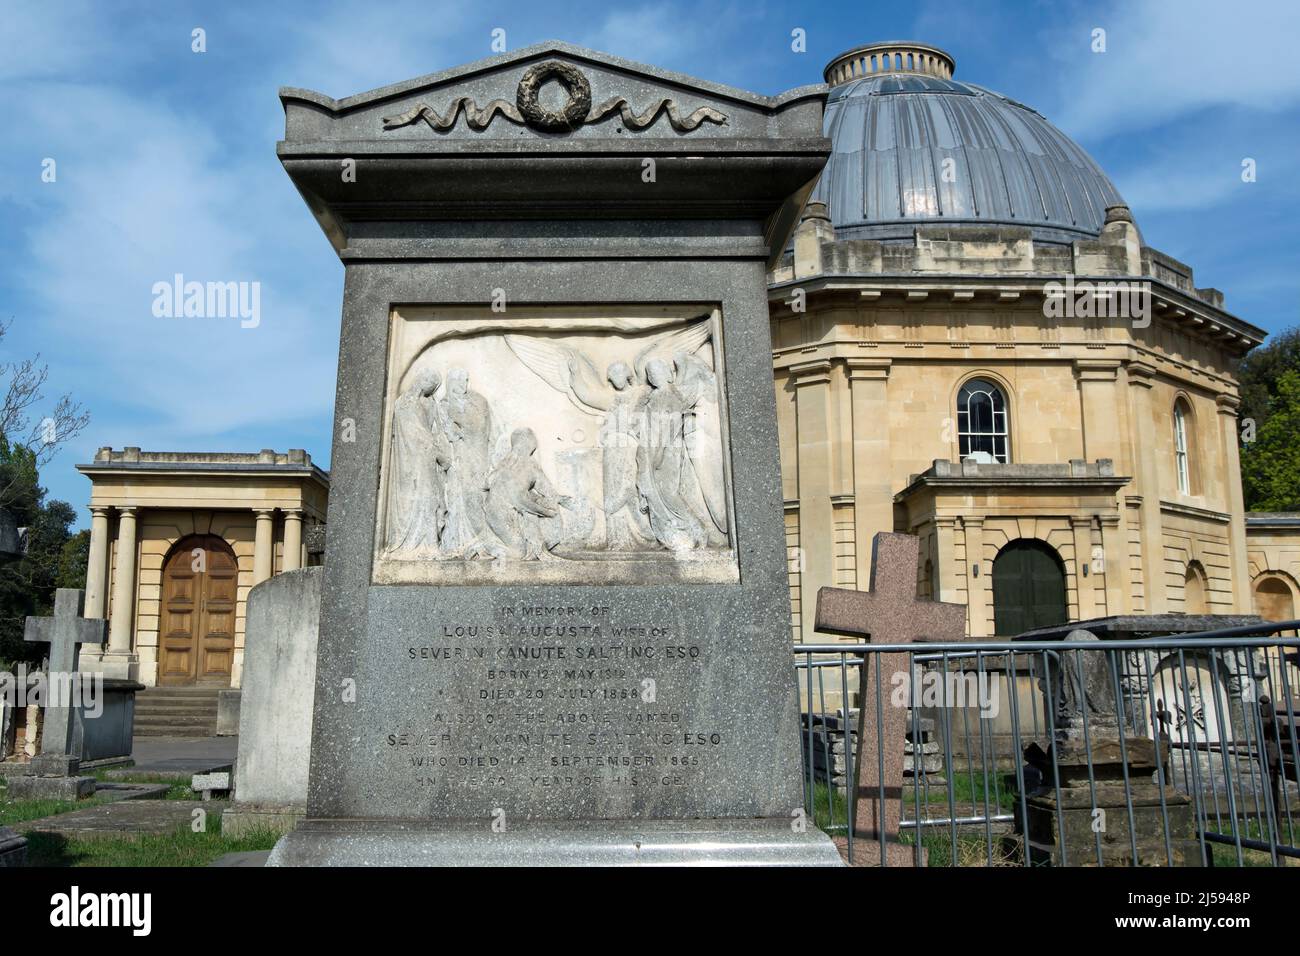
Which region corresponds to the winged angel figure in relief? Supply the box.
[505,322,728,554]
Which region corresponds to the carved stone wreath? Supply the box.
[516,60,592,131]
[381,60,729,134]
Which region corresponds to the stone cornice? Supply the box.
[845,357,892,380]
[767,272,1266,351]
[1159,499,1232,524]
[1216,393,1242,415]
[1073,358,1121,382]
[788,358,833,387]
[1126,361,1158,387]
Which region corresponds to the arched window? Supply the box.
[1173,399,1192,494]
[958,378,1010,463]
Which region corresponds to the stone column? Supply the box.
[1075,359,1124,468]
[103,506,139,677]
[1098,515,1127,615]
[83,506,112,619]
[934,517,961,607]
[283,510,303,572]
[1126,363,1167,613]
[1217,395,1253,612]
[253,509,275,585]
[1070,516,1097,621]
[847,359,892,590]
[963,517,989,636]
[791,359,836,640]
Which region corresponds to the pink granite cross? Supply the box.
[815,532,968,866]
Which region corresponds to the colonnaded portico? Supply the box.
[76,448,328,687]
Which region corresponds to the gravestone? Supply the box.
[1015,627,1199,865]
[267,42,839,865]
[815,533,969,866]
[1015,615,1279,809]
[223,568,321,837]
[7,589,107,799]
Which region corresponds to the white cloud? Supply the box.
[3,78,337,441]
[1116,156,1251,214]
[1044,0,1300,139]
[269,0,472,100]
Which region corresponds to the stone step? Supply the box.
[137,687,225,699]
[133,724,215,738]
[137,697,220,707]
[133,714,219,736]
[133,702,219,717]
[133,687,223,736]
[134,713,217,726]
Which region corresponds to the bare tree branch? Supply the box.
[0,319,91,508]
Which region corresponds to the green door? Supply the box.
[992,540,1068,637]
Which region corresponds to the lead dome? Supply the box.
[812,41,1128,245]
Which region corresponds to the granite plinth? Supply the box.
[273,41,834,867]
[269,819,842,866]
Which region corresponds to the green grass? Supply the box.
[808,773,1021,866]
[905,770,1017,816]
[2,768,276,866]
[1205,817,1290,867]
[0,793,118,827]
[807,770,1015,834]
[808,781,850,833]
[23,820,281,868]
[88,768,198,800]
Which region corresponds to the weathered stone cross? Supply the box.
[815,533,969,866]
[25,588,107,766]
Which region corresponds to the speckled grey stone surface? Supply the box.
[269,42,837,866]
[270,819,840,867]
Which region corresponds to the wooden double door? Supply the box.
[159,534,238,685]
[991,539,1068,637]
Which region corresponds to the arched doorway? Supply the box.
[159,534,239,686]
[1253,575,1300,697]
[1254,575,1296,624]
[992,539,1068,636]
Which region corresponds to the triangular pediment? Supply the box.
[280,40,824,142]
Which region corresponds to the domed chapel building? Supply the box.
[70,41,1300,703]
[768,40,1294,641]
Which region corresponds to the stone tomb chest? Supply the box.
[268,42,838,865]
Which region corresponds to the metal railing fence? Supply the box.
[795,621,1300,866]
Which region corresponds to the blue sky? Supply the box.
[3,0,1299,523]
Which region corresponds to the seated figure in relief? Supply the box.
[483,427,574,560]
[503,320,720,555]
